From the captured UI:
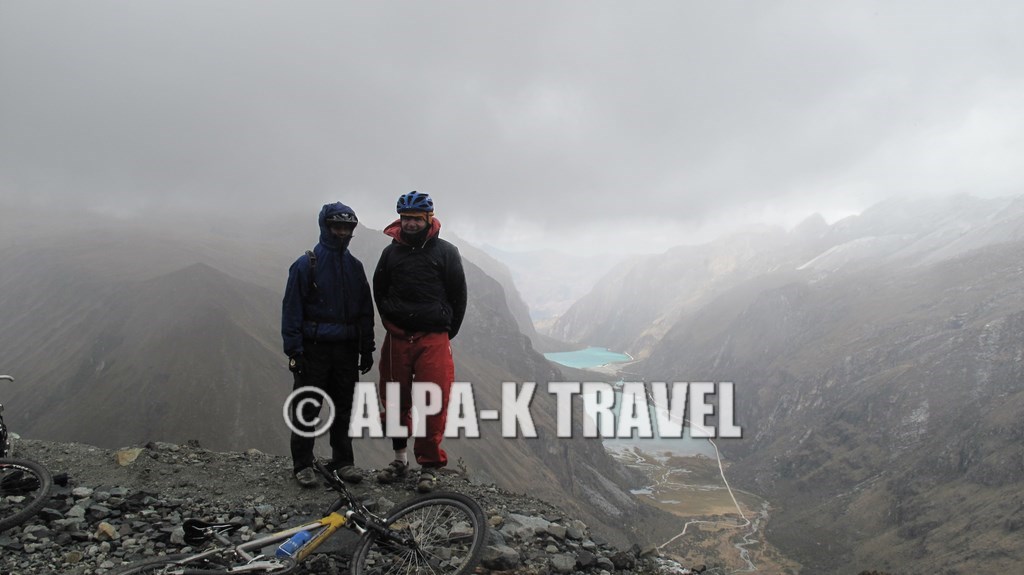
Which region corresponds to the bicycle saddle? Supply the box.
[183,518,243,545]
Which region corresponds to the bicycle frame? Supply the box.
[176,460,386,572]
[184,511,352,572]
[266,509,365,560]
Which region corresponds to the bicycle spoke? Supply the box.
[351,493,486,575]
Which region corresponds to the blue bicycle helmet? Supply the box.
[396,191,434,213]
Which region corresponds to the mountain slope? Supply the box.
[637,237,1024,574]
[0,255,284,451]
[549,226,810,357]
[551,194,1020,359]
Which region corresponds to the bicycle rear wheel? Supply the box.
[350,491,487,575]
[0,457,53,532]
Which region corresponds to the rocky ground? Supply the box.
[1,439,707,575]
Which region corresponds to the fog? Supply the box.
[2,1,1023,254]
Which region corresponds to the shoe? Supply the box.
[376,460,409,484]
[294,467,318,488]
[336,465,363,484]
[417,468,437,493]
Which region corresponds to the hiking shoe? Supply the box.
[294,467,318,488]
[336,465,363,484]
[417,468,438,493]
[376,460,409,484]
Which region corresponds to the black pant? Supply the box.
[289,340,359,473]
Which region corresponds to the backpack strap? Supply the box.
[306,250,318,293]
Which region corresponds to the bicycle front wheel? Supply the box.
[351,491,487,575]
[0,457,53,532]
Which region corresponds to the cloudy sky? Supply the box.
[2,1,1022,254]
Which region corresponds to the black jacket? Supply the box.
[373,218,467,338]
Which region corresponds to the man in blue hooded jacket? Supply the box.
[282,202,375,487]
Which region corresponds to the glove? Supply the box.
[359,352,374,375]
[288,354,306,375]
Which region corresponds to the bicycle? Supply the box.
[112,458,488,575]
[0,374,56,532]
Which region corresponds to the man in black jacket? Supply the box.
[373,191,467,493]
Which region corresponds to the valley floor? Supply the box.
[609,446,803,574]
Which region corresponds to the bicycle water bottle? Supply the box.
[276,530,312,557]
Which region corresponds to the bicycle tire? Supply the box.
[350,491,487,575]
[0,457,54,532]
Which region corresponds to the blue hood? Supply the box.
[318,202,358,250]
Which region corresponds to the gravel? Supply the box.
[2,439,702,575]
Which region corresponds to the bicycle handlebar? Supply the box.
[312,458,347,491]
[0,375,13,382]
[311,458,381,522]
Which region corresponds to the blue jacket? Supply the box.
[281,202,375,358]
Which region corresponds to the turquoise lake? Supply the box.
[544,346,716,457]
[543,346,632,369]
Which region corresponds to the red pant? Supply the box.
[378,329,454,468]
